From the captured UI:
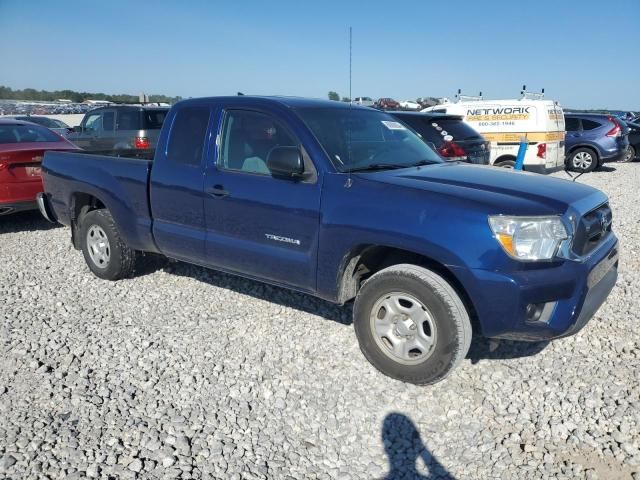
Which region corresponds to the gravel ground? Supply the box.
[1,164,639,480]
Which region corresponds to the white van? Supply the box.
[422,94,565,174]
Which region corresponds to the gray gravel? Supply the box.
[1,163,639,479]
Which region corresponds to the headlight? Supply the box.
[488,216,569,261]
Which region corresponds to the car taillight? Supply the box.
[135,137,150,149]
[437,141,467,160]
[606,117,621,137]
[537,143,547,159]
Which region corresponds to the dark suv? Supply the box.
[68,105,169,152]
[564,113,629,172]
[390,112,490,164]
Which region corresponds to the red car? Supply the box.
[0,119,79,216]
[375,98,400,110]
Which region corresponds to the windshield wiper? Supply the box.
[346,163,410,173]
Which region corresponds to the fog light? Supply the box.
[525,301,557,324]
[526,303,545,322]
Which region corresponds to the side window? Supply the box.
[102,111,115,131]
[167,106,210,166]
[116,111,139,130]
[219,110,297,175]
[582,119,601,131]
[84,113,102,132]
[565,117,580,131]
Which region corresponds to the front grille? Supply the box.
[572,203,612,257]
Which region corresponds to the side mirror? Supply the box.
[267,146,304,178]
[73,126,82,133]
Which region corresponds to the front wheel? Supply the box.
[353,264,472,385]
[80,209,138,280]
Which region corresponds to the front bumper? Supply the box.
[452,233,619,341]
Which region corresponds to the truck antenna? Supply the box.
[346,26,353,188]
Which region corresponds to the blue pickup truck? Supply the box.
[38,97,619,385]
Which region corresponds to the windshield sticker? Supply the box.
[443,135,453,141]
[381,121,406,130]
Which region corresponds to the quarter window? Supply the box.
[581,119,601,130]
[219,110,297,175]
[167,106,210,166]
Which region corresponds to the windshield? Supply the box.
[296,107,442,172]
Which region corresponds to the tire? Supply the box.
[353,264,472,385]
[568,148,598,172]
[80,209,138,280]
[494,159,515,168]
[620,146,635,163]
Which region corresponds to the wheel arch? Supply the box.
[69,192,108,249]
[336,244,479,330]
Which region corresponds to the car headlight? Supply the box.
[488,216,569,261]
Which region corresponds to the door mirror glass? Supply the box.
[267,146,303,178]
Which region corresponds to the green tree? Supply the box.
[341,97,351,103]
[328,91,340,101]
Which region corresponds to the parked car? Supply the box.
[39,96,618,385]
[564,114,630,172]
[622,121,640,162]
[0,119,79,215]
[353,97,375,107]
[4,115,74,138]
[398,100,421,111]
[389,111,490,164]
[67,105,169,152]
[374,98,400,110]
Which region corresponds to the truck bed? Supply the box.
[42,151,157,252]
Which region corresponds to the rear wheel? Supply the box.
[353,264,472,385]
[494,159,515,168]
[621,146,635,163]
[80,209,137,280]
[568,148,598,172]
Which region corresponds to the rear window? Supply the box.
[400,116,481,145]
[0,124,63,144]
[144,110,168,129]
[116,110,139,130]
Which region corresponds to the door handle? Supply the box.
[206,185,229,197]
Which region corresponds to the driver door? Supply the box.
[203,108,321,291]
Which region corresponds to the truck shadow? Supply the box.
[0,210,61,234]
[466,335,549,364]
[160,261,550,363]
[380,412,456,479]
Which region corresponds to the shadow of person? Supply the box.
[381,413,456,479]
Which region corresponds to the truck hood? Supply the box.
[356,162,607,216]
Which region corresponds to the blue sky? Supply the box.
[1,0,638,109]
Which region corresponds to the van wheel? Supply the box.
[353,264,472,385]
[80,209,138,280]
[568,148,597,172]
[494,159,515,168]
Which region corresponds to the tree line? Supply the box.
[0,85,182,104]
